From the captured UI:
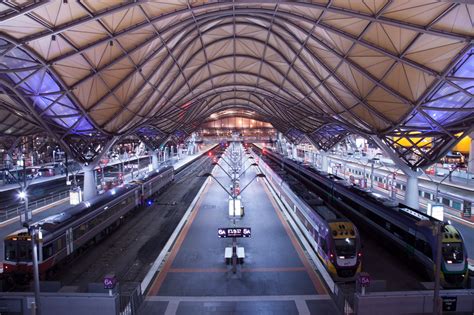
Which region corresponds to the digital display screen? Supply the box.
[218,227,251,238]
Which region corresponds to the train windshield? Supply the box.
[442,242,463,264]
[334,238,356,257]
[4,240,31,262]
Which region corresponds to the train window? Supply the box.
[313,229,319,241]
[415,238,432,259]
[334,238,356,257]
[452,201,461,211]
[320,238,328,253]
[442,243,463,264]
[5,241,17,261]
[57,237,63,250]
[43,244,53,260]
[18,241,30,260]
[442,198,450,207]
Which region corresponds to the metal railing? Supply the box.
[119,283,143,315]
[0,190,70,223]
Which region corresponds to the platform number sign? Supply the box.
[103,274,117,290]
[358,272,370,288]
[218,227,251,238]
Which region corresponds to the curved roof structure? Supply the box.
[0,1,472,166]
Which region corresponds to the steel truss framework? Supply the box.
[0,1,472,168]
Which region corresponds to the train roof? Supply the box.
[314,205,338,221]
[418,180,474,201]
[6,183,139,239]
[337,159,474,200]
[5,165,174,240]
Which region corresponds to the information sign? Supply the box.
[218,227,251,238]
[441,296,457,312]
[427,203,444,221]
[103,274,117,290]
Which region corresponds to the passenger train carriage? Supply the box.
[258,146,468,288]
[3,166,174,278]
[255,149,362,281]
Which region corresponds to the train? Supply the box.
[341,163,474,215]
[251,148,362,281]
[256,145,468,288]
[2,165,174,279]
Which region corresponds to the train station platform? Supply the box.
[140,158,337,314]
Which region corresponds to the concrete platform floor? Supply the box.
[141,161,338,314]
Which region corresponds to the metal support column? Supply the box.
[321,152,329,173]
[405,175,419,209]
[82,165,97,201]
[30,227,41,315]
[468,133,474,174]
[152,151,159,170]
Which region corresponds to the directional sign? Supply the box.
[218,227,251,238]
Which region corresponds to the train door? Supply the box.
[462,200,471,218]
[65,228,74,255]
[135,189,141,207]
